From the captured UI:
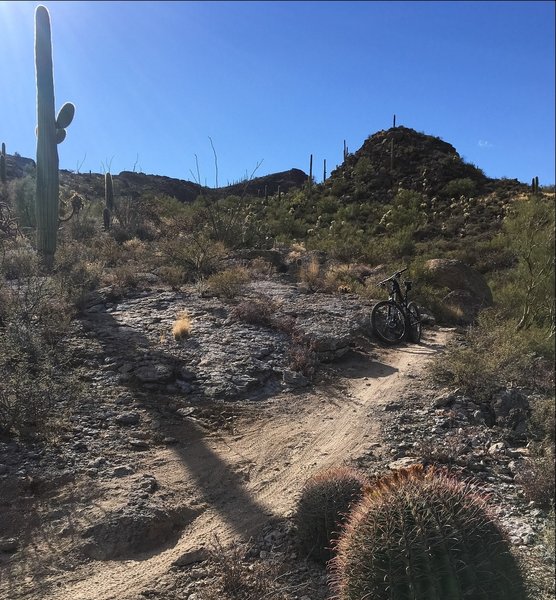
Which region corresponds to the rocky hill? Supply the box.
[326,126,530,203]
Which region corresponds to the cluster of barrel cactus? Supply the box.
[296,465,528,599]
[34,5,75,269]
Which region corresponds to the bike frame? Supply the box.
[381,269,411,312]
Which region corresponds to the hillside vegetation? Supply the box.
[1,125,554,599]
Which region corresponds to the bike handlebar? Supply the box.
[378,267,408,286]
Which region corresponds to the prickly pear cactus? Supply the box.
[331,465,529,600]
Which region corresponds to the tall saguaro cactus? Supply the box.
[35,5,75,270]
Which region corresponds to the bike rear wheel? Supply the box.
[406,301,422,343]
[371,301,406,344]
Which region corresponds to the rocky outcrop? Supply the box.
[424,258,493,323]
[75,280,374,402]
[424,259,493,305]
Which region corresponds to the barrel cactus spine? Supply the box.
[331,465,529,600]
[35,5,75,270]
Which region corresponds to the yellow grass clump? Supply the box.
[172,311,192,340]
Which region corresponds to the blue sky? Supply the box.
[1,1,555,186]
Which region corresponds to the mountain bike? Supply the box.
[371,268,422,344]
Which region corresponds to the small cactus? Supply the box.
[294,466,369,563]
[0,142,6,183]
[331,465,529,600]
[105,172,114,211]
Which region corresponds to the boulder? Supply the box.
[441,289,482,325]
[424,259,493,306]
[490,388,529,434]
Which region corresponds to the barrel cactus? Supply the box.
[331,465,529,600]
[294,466,369,563]
[35,5,75,269]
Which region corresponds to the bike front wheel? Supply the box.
[406,301,422,343]
[371,301,406,344]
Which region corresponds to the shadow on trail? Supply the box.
[78,298,275,541]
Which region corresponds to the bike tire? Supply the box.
[406,301,422,343]
[371,301,406,344]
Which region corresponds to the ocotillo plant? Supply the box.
[35,5,75,270]
[0,143,6,184]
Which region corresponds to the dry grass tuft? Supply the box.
[172,311,192,340]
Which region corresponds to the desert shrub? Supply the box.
[500,195,554,330]
[54,241,104,307]
[104,265,139,297]
[441,177,477,199]
[528,396,556,446]
[157,233,226,279]
[157,265,186,289]
[299,255,323,292]
[229,295,279,327]
[416,430,471,468]
[368,226,416,262]
[0,237,38,280]
[7,175,36,228]
[245,256,276,279]
[112,195,157,241]
[294,466,369,563]
[0,298,79,437]
[322,264,361,293]
[516,451,555,511]
[288,337,319,378]
[430,309,554,400]
[196,540,289,600]
[331,465,529,600]
[206,267,249,299]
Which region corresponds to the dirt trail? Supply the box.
[14,328,450,600]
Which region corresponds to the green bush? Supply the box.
[429,309,554,400]
[206,267,249,299]
[441,177,477,199]
[331,465,529,600]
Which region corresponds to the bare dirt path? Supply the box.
[4,328,451,600]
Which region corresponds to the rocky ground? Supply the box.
[0,275,554,600]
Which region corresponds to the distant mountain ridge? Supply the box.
[3,152,308,203]
[3,127,531,205]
